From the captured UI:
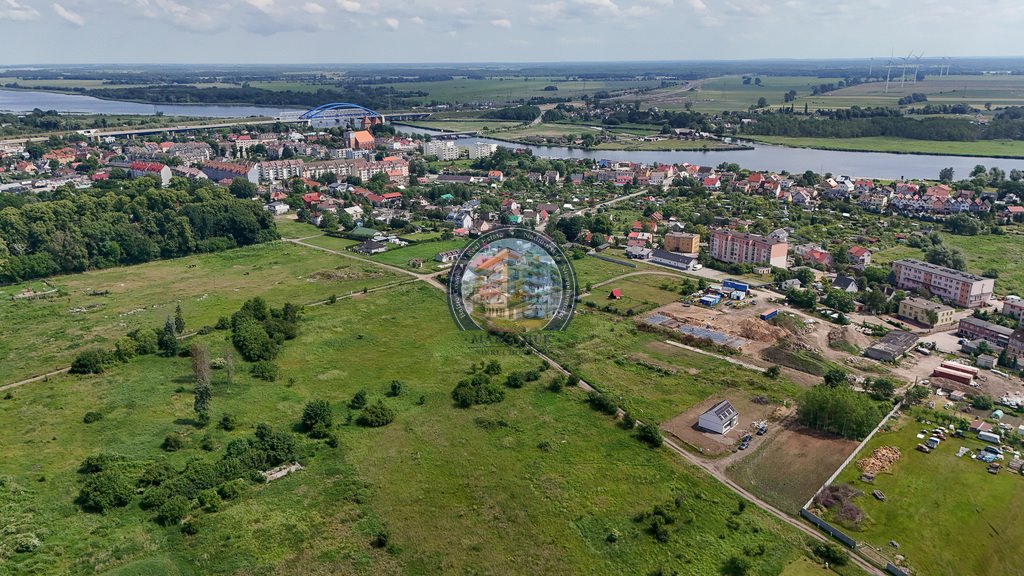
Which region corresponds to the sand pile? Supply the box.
[829,325,873,350]
[736,318,788,342]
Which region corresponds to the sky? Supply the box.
[0,0,1023,64]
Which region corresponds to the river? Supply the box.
[3,88,1022,179]
[396,125,1024,181]
[0,89,296,119]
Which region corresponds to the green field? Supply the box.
[829,411,1024,576]
[746,135,1024,159]
[371,240,468,270]
[272,218,322,239]
[572,255,645,288]
[643,76,846,112]
[815,75,1024,111]
[378,77,661,105]
[583,274,687,316]
[0,281,814,575]
[398,120,522,132]
[0,242,403,385]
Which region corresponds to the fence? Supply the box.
[799,508,857,549]
[885,563,910,576]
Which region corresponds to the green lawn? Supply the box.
[273,218,321,239]
[646,76,846,112]
[297,235,359,252]
[371,240,468,271]
[870,245,924,267]
[746,136,1024,159]
[830,411,1024,576]
[377,77,660,105]
[0,284,812,575]
[942,230,1024,296]
[0,243,402,385]
[573,255,643,288]
[584,275,686,316]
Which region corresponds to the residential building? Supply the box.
[664,232,699,254]
[958,316,1014,347]
[257,159,305,182]
[650,249,699,270]
[898,297,956,328]
[423,140,461,161]
[891,259,994,308]
[698,400,738,435]
[129,161,172,187]
[848,245,872,267]
[201,161,258,184]
[1002,296,1024,321]
[832,275,859,293]
[466,142,498,159]
[709,229,788,268]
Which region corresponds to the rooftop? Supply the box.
[893,259,988,283]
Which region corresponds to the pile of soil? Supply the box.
[856,446,901,475]
[828,325,873,350]
[310,267,382,282]
[736,318,788,342]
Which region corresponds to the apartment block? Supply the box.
[891,259,994,308]
[958,316,1014,347]
[1002,296,1024,321]
[709,229,787,268]
[898,297,955,328]
[422,140,461,161]
[664,232,700,254]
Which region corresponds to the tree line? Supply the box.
[0,179,278,283]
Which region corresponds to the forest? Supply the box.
[0,178,278,283]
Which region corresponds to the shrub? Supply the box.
[218,479,247,500]
[250,361,279,382]
[70,349,113,374]
[548,375,564,393]
[129,328,159,355]
[138,460,176,487]
[586,391,619,415]
[155,495,191,526]
[505,372,525,389]
[451,373,505,407]
[161,434,184,452]
[302,399,333,434]
[78,469,133,512]
[349,390,368,410]
[387,380,404,397]
[765,365,781,379]
[114,336,138,362]
[812,542,849,566]
[218,413,237,431]
[197,488,222,512]
[370,529,390,548]
[83,411,103,424]
[357,400,396,427]
[232,318,277,362]
[210,357,227,370]
[483,360,502,375]
[972,394,994,410]
[78,453,129,474]
[566,373,581,387]
[637,423,663,448]
[621,412,636,430]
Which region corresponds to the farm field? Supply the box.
[377,77,660,105]
[0,284,813,575]
[643,76,846,112]
[828,410,1024,576]
[0,242,403,385]
[745,135,1024,159]
[370,239,467,271]
[816,75,1024,110]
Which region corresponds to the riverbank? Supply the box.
[742,135,1024,160]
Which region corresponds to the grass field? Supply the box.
[829,411,1024,576]
[370,239,467,270]
[0,283,813,575]
[644,76,846,112]
[815,75,1024,111]
[573,255,647,288]
[746,135,1024,159]
[583,274,686,316]
[272,218,322,239]
[0,242,403,385]
[377,77,660,105]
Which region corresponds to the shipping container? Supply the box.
[940,361,979,377]
[759,309,779,321]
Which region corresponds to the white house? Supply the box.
[698,400,739,435]
[265,201,290,215]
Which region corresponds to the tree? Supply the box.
[866,377,896,401]
[972,394,994,410]
[823,289,855,313]
[158,316,179,356]
[756,97,768,108]
[302,399,333,436]
[229,178,257,199]
[174,304,186,334]
[939,166,955,182]
[191,344,212,423]
[798,385,886,439]
[637,422,663,448]
[765,365,781,379]
[78,469,133,512]
[155,495,191,526]
[903,385,929,406]
[387,380,404,397]
[71,349,112,374]
[250,360,279,381]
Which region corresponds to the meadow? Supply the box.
[370,239,468,271]
[817,75,1024,111]
[0,282,818,575]
[376,77,661,105]
[644,76,847,112]
[0,242,403,385]
[830,411,1024,576]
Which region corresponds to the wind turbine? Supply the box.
[868,57,874,80]
[912,53,923,83]
[900,52,913,88]
[884,51,894,93]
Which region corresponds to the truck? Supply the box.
[978,431,1002,444]
[759,309,779,321]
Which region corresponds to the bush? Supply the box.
[78,469,133,512]
[765,365,781,379]
[451,373,505,407]
[129,328,159,355]
[387,380,404,397]
[566,373,581,387]
[162,434,184,452]
[302,399,333,434]
[232,318,277,362]
[621,412,636,430]
[637,423,663,448]
[483,360,502,375]
[812,542,849,566]
[349,390,368,410]
[505,371,525,388]
[357,400,396,427]
[197,488,222,512]
[155,495,191,526]
[587,391,619,415]
[218,413,237,431]
[83,411,103,424]
[114,336,138,362]
[548,375,564,393]
[210,357,227,370]
[218,479,247,500]
[70,349,113,374]
[138,460,176,487]
[972,394,994,410]
[250,361,279,382]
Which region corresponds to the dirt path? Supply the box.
[661,339,767,373]
[528,345,886,576]
[593,270,688,288]
[284,238,447,292]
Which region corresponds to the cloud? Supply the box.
[490,17,511,28]
[53,2,85,25]
[0,0,40,20]
[410,15,424,24]
[337,0,361,12]
[383,16,399,29]
[245,0,275,13]
[303,1,326,14]
[133,0,220,33]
